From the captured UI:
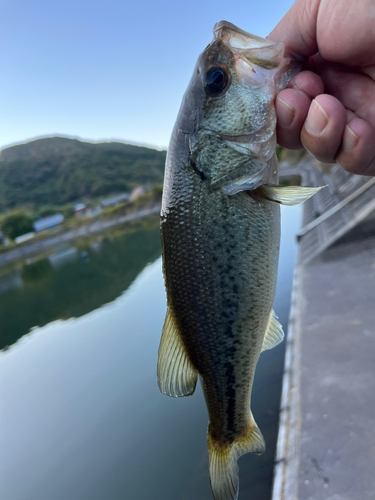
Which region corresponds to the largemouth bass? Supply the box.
[158,21,322,500]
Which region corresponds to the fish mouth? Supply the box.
[213,20,274,50]
[212,20,284,71]
[212,20,304,90]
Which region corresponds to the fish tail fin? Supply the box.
[207,413,265,500]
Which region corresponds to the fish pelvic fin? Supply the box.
[157,308,198,398]
[261,309,284,352]
[207,413,266,500]
[256,184,327,206]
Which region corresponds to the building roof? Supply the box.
[33,213,64,232]
[74,203,86,212]
[14,232,35,244]
[100,193,129,207]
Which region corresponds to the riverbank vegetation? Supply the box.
[0,136,166,210]
[0,136,165,242]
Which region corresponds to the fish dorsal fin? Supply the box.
[256,184,326,206]
[157,308,198,398]
[261,309,284,352]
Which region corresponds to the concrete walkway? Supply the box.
[273,234,375,500]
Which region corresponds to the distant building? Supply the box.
[87,206,102,217]
[100,193,129,208]
[33,213,64,233]
[129,186,146,202]
[74,203,102,218]
[74,203,87,216]
[14,232,35,244]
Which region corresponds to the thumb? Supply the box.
[268,0,320,58]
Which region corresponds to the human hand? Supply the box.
[269,0,375,175]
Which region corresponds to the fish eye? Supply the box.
[205,67,230,96]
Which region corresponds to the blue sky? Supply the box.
[0,0,295,151]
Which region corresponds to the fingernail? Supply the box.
[305,100,329,135]
[342,126,359,152]
[277,98,295,128]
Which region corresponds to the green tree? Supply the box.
[1,213,34,240]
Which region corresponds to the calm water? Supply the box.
[0,207,301,500]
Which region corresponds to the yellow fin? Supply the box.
[207,413,265,500]
[261,309,284,352]
[157,308,198,398]
[257,184,326,206]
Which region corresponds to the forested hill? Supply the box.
[0,137,166,210]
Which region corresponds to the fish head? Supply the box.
[198,21,284,136]
[176,21,295,193]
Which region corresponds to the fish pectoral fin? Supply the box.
[207,413,265,500]
[157,308,198,398]
[256,184,326,206]
[261,309,284,352]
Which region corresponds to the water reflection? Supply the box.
[0,269,23,293]
[0,218,161,350]
[48,247,79,268]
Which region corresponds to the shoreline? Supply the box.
[271,262,302,500]
[0,204,161,268]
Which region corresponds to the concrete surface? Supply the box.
[297,235,375,500]
[272,225,375,500]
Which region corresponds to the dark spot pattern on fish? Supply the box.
[223,360,237,438]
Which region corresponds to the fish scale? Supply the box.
[161,162,279,440]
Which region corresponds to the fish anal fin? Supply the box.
[261,309,284,352]
[157,308,198,398]
[207,413,265,500]
[257,184,326,206]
